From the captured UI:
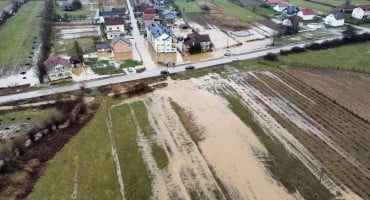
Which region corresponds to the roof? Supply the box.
[142,13,155,20]
[162,9,175,15]
[183,31,211,45]
[338,4,356,10]
[300,8,314,15]
[144,7,156,14]
[104,17,124,25]
[111,35,132,45]
[43,56,71,72]
[267,0,280,4]
[277,2,288,8]
[147,22,176,39]
[285,5,299,14]
[333,12,344,20]
[112,7,126,14]
[96,43,111,49]
[99,11,117,17]
[359,5,370,10]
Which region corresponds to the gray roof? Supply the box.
[147,22,176,39]
[96,43,111,49]
[111,35,132,45]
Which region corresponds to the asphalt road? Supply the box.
[0,35,344,105]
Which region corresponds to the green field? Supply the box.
[53,38,96,55]
[210,0,264,21]
[173,0,202,13]
[280,41,370,72]
[54,5,95,20]
[0,1,43,71]
[28,101,122,200]
[0,0,9,7]
[111,104,152,200]
[286,0,334,13]
[0,108,62,131]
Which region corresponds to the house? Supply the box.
[264,0,281,8]
[337,4,356,13]
[162,9,176,20]
[143,7,156,14]
[352,6,370,19]
[324,13,345,26]
[112,7,126,17]
[283,5,300,16]
[57,0,68,8]
[111,35,132,53]
[99,11,118,17]
[104,17,125,39]
[146,22,177,53]
[297,8,315,20]
[43,56,72,81]
[96,43,111,53]
[273,2,289,12]
[182,31,212,54]
[142,13,156,27]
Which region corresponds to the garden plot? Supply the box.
[286,67,370,122]
[55,25,100,40]
[225,71,370,200]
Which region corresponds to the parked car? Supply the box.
[185,65,195,70]
[160,70,169,75]
[127,67,134,72]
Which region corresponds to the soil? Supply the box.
[205,4,249,31]
[286,66,370,122]
[226,71,370,199]
[134,77,295,200]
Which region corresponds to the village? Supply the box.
[1,0,370,199]
[0,0,369,87]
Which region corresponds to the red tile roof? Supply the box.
[43,56,71,72]
[104,16,124,26]
[142,13,155,20]
[300,8,314,15]
[267,0,280,4]
[277,2,288,8]
[143,7,156,14]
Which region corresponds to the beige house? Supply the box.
[111,35,132,53]
[105,17,125,39]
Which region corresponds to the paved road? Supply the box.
[0,35,343,105]
[126,0,157,70]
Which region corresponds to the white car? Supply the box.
[127,67,135,73]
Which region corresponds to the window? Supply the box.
[117,27,119,29]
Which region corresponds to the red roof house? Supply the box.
[297,8,315,20]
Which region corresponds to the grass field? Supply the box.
[286,0,334,13]
[0,1,43,71]
[53,38,96,55]
[28,101,122,200]
[111,104,152,200]
[0,107,62,131]
[209,0,263,21]
[280,41,370,72]
[131,101,154,136]
[173,0,201,13]
[54,5,95,19]
[0,0,9,7]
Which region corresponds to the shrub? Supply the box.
[263,52,278,61]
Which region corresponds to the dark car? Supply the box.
[160,70,169,75]
[185,65,195,70]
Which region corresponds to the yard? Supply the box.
[173,0,201,13]
[280,41,370,72]
[0,1,43,73]
[54,5,95,20]
[208,0,264,22]
[285,0,334,14]
[53,38,96,55]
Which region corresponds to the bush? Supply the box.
[290,46,306,53]
[263,52,278,61]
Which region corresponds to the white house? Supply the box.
[297,8,315,21]
[104,17,125,39]
[146,22,177,53]
[43,56,72,81]
[352,6,370,19]
[324,13,345,26]
[273,2,289,12]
